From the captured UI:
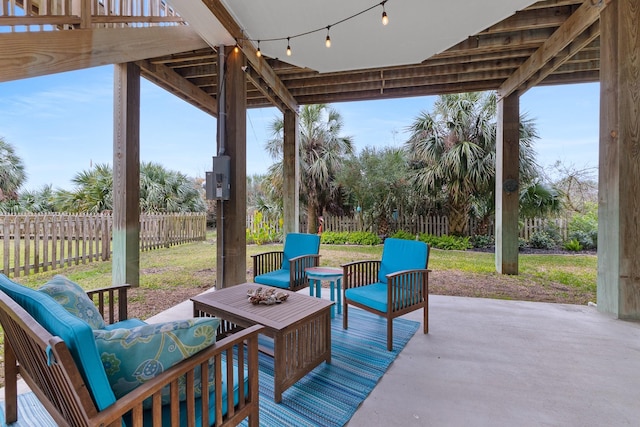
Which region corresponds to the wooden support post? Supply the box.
[112,63,140,286]
[216,46,247,289]
[597,0,640,320]
[283,109,300,235]
[495,92,520,275]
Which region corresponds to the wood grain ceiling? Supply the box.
[139,0,599,115]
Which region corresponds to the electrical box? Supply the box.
[205,156,231,200]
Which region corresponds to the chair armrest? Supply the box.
[251,251,284,278]
[86,284,131,325]
[386,269,430,312]
[341,260,381,289]
[288,254,321,292]
[94,324,264,427]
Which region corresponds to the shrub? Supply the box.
[390,230,416,241]
[321,231,381,245]
[519,238,528,249]
[567,230,595,250]
[564,239,583,252]
[470,234,493,249]
[418,233,471,250]
[246,212,280,245]
[528,231,557,249]
[346,231,382,246]
[320,231,349,245]
[542,222,564,246]
[568,207,598,249]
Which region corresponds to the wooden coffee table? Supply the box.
[191,283,333,403]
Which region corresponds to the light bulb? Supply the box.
[382,10,389,26]
[286,38,292,56]
[256,41,261,57]
[234,44,239,53]
[325,34,331,48]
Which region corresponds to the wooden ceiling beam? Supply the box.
[498,0,603,99]
[519,21,600,93]
[245,66,286,112]
[281,58,523,90]
[0,26,208,83]
[176,63,217,79]
[525,0,584,11]
[435,27,556,59]
[201,0,298,112]
[292,80,504,106]
[287,69,513,98]
[137,59,217,116]
[480,6,576,35]
[539,69,599,85]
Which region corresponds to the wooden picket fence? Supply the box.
[247,214,568,240]
[0,213,206,278]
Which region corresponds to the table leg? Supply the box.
[329,280,336,318]
[337,278,342,314]
[309,279,314,297]
[316,279,322,299]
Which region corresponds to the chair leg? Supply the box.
[387,318,393,351]
[343,301,348,330]
[423,302,429,334]
[4,342,18,423]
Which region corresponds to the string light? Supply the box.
[240,0,389,57]
[382,1,389,25]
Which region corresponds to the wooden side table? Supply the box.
[191,283,332,403]
[305,267,343,318]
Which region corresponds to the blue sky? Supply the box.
[0,65,600,191]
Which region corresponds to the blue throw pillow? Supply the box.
[93,317,220,400]
[39,274,106,330]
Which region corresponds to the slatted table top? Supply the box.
[191,283,333,332]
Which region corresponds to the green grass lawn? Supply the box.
[11,233,597,295]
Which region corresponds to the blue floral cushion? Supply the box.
[39,275,106,330]
[93,318,220,400]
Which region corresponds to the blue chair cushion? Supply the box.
[281,233,320,270]
[254,269,291,289]
[93,317,221,400]
[0,274,116,411]
[104,318,147,330]
[38,275,107,330]
[346,282,388,313]
[378,238,428,284]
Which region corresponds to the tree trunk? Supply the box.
[306,202,318,234]
[448,201,469,236]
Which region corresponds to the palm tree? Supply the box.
[0,137,26,202]
[406,92,539,236]
[265,104,354,233]
[54,162,205,213]
[139,162,205,213]
[53,163,113,213]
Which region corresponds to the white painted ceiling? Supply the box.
[220,0,537,73]
[173,0,537,73]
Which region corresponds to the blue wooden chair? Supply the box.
[342,238,430,350]
[252,233,321,292]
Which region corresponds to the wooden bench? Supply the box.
[0,274,262,427]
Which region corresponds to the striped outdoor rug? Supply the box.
[241,308,419,427]
[0,309,418,427]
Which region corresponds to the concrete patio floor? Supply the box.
[148,290,640,427]
[3,291,639,426]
